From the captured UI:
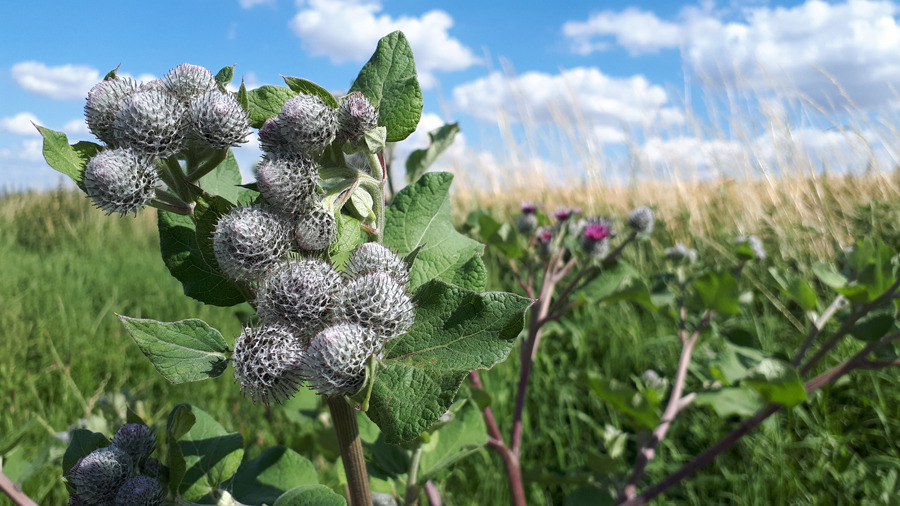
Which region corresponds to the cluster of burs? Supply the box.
[67,423,162,506]
[80,64,415,404]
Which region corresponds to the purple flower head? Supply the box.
[520,202,539,215]
[583,221,611,242]
[553,207,579,222]
[538,227,554,244]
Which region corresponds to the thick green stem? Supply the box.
[186,148,228,182]
[404,444,425,506]
[160,156,193,204]
[328,396,372,506]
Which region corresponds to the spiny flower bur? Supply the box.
[277,93,338,156]
[736,235,766,260]
[111,423,156,468]
[256,258,342,340]
[256,155,320,218]
[84,148,159,216]
[213,205,291,282]
[188,90,251,149]
[232,324,306,404]
[664,243,699,264]
[627,206,655,235]
[294,202,338,252]
[68,446,133,504]
[515,202,539,236]
[85,77,140,146]
[345,242,410,286]
[114,475,163,506]
[337,91,378,142]
[301,323,382,396]
[113,89,186,158]
[581,220,612,259]
[163,63,218,102]
[336,272,415,342]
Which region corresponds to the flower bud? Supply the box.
[232,324,306,404]
[85,77,140,145]
[256,258,342,340]
[736,235,766,260]
[256,155,319,218]
[189,90,250,149]
[258,116,290,155]
[336,272,415,341]
[294,202,337,252]
[277,93,338,156]
[301,323,381,396]
[337,91,378,142]
[164,63,217,102]
[515,213,538,236]
[552,207,578,223]
[213,205,291,282]
[536,226,556,258]
[84,148,159,216]
[113,89,186,158]
[111,424,156,467]
[68,446,133,504]
[345,242,410,285]
[141,459,166,482]
[626,206,655,234]
[664,243,698,264]
[114,475,163,506]
[580,220,612,259]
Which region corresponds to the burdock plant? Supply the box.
[36,32,530,506]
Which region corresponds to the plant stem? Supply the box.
[424,481,442,506]
[0,471,37,506]
[791,294,845,366]
[327,396,372,506]
[404,444,425,506]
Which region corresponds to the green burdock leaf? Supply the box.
[418,399,487,482]
[812,262,848,289]
[693,270,740,316]
[215,65,235,88]
[743,358,807,408]
[769,268,818,311]
[230,446,319,506]
[196,151,256,205]
[366,280,531,443]
[349,30,423,142]
[158,208,245,306]
[693,387,763,418]
[405,123,460,184]
[273,485,347,506]
[247,85,297,128]
[447,256,487,293]
[118,316,230,383]
[848,304,897,342]
[165,405,196,497]
[330,213,362,269]
[237,80,250,112]
[62,429,108,478]
[584,372,658,430]
[384,172,485,290]
[282,76,339,108]
[174,405,244,502]
[36,126,102,191]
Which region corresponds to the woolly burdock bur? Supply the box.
[345,242,410,285]
[301,322,381,397]
[336,271,415,341]
[113,89,186,158]
[68,446,133,504]
[232,324,306,404]
[277,93,338,155]
[213,205,291,282]
[256,258,342,340]
[85,77,140,146]
[256,155,320,218]
[164,63,217,101]
[83,148,159,216]
[294,202,337,251]
[188,90,251,149]
[111,423,156,467]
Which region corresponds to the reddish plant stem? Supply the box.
[328,396,372,506]
[424,481,442,506]
[0,472,36,506]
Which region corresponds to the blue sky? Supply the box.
[2,0,898,189]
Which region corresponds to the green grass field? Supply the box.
[1,180,899,505]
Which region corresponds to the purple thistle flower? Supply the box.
[520,202,538,215]
[582,221,611,241]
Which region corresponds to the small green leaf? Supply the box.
[230,447,319,506]
[405,123,460,184]
[693,387,763,417]
[384,172,485,290]
[176,405,244,501]
[165,405,196,497]
[347,186,376,223]
[366,279,531,443]
[743,358,807,408]
[237,80,250,112]
[848,304,897,342]
[196,151,256,205]
[585,373,658,430]
[601,279,656,311]
[813,262,848,289]
[247,85,297,128]
[62,429,108,477]
[418,399,487,482]
[103,66,119,80]
[693,270,740,315]
[330,213,362,269]
[37,127,102,191]
[769,268,818,311]
[118,316,230,383]
[349,31,423,142]
[273,485,347,506]
[282,76,339,108]
[215,65,235,88]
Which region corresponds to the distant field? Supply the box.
[1,173,899,504]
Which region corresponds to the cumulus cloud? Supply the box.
[238,0,274,8]
[289,0,479,87]
[12,61,100,100]
[564,0,900,109]
[1,112,42,136]
[452,67,683,145]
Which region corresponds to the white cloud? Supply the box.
[564,0,900,109]
[62,119,90,137]
[0,112,42,136]
[239,0,274,8]
[12,61,100,100]
[563,7,683,55]
[289,0,479,88]
[452,67,683,142]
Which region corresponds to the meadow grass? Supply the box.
[1,168,898,504]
